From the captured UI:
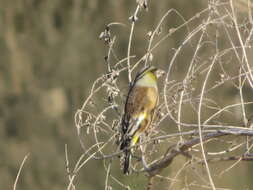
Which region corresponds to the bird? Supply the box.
[120,66,159,174]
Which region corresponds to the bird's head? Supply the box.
[132,66,162,88]
[135,66,156,82]
[138,66,164,81]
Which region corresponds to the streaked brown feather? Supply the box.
[126,86,158,118]
[123,86,158,135]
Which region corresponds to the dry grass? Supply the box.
[73,0,253,189]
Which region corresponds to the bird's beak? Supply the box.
[155,69,166,78]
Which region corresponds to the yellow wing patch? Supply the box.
[130,112,147,146]
[131,132,140,146]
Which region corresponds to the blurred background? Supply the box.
[1,0,253,189]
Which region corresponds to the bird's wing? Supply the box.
[122,86,154,135]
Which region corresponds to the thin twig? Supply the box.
[13,154,29,190]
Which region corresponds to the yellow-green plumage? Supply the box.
[120,66,159,174]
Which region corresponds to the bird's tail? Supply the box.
[120,138,131,174]
[123,148,131,174]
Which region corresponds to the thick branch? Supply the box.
[146,128,253,176]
